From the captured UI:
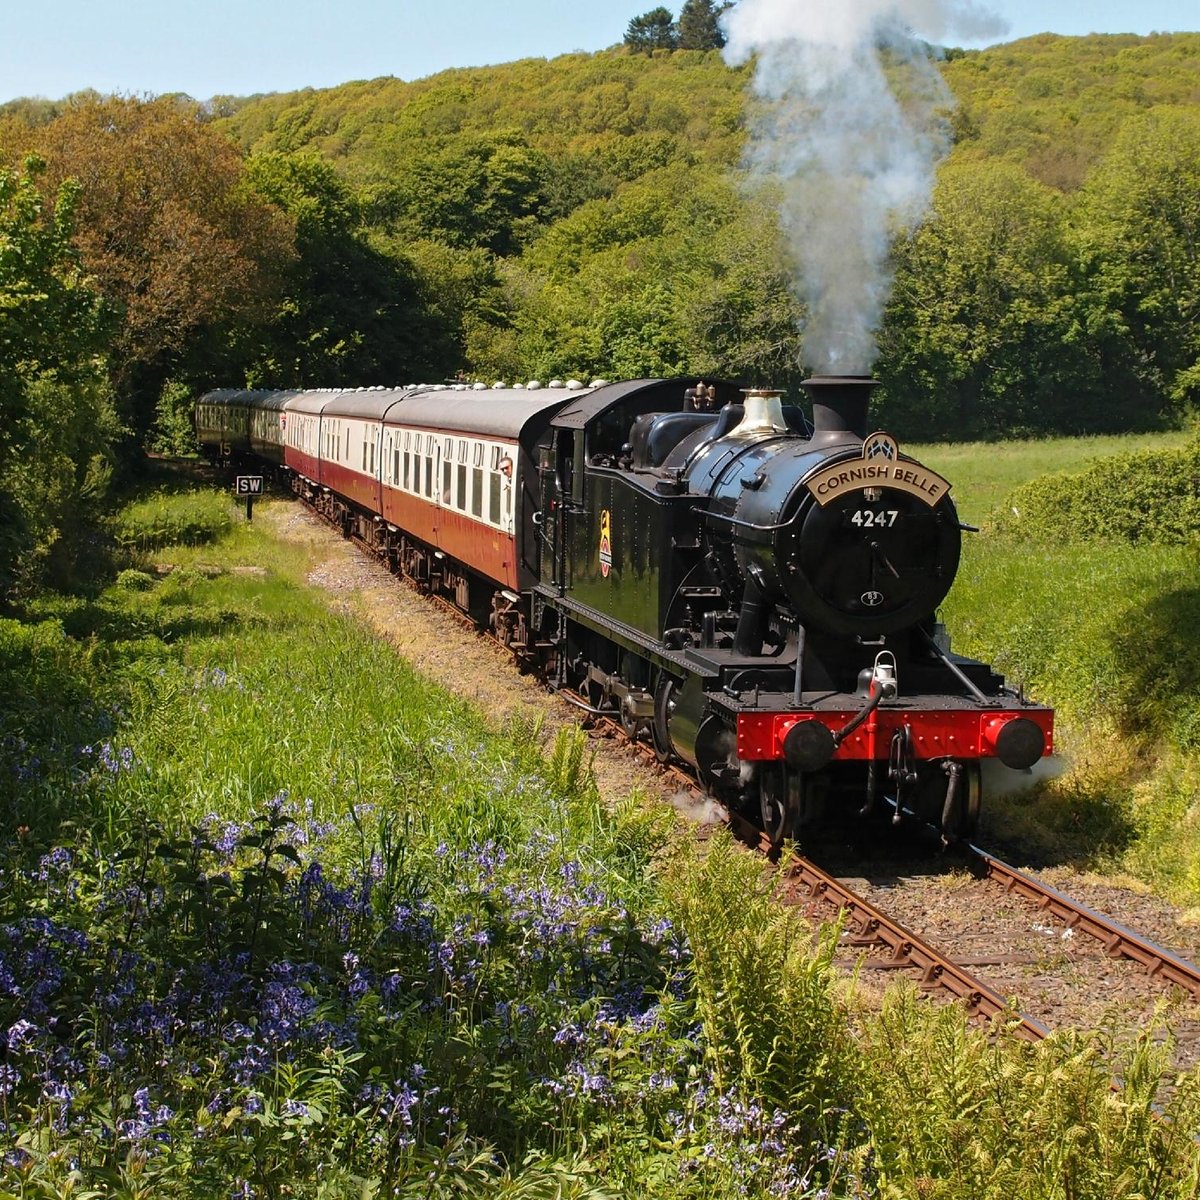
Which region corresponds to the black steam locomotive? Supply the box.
[197,375,1052,842]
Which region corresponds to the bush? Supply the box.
[996,440,1200,544]
[114,567,156,591]
[148,379,200,457]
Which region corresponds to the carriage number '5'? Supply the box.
[850,510,899,528]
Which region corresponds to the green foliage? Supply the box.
[878,161,1107,439]
[236,151,437,385]
[1075,106,1200,419]
[200,35,1199,434]
[0,156,115,598]
[944,33,1200,190]
[489,168,802,384]
[625,8,679,54]
[148,379,199,457]
[664,836,852,1127]
[677,1,730,52]
[377,132,550,256]
[912,429,1192,525]
[6,37,1200,445]
[997,439,1200,545]
[858,990,1200,1199]
[3,95,297,453]
[215,51,748,184]
[2,374,121,594]
[110,488,235,552]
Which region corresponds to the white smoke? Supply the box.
[723,0,1008,374]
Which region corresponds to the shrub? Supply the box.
[114,567,156,591]
[996,440,1200,544]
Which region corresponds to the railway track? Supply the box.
[327,502,1200,1045]
[963,844,1200,1001]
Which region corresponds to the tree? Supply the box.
[877,162,1106,440]
[485,167,803,386]
[1075,107,1200,416]
[624,8,678,54]
[6,95,295,460]
[0,157,115,596]
[229,152,436,386]
[378,132,549,258]
[677,0,729,51]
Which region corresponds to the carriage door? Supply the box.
[537,440,562,589]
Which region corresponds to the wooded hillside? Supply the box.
[205,34,1200,432]
[1,33,1198,593]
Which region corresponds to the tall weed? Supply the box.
[857,989,1200,1199]
[111,488,234,552]
[663,836,852,1130]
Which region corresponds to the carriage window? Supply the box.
[442,460,452,504]
[490,445,501,469]
[472,468,483,517]
[424,455,433,498]
[403,451,410,490]
[458,439,468,464]
[457,464,467,508]
[370,439,376,474]
[474,442,485,468]
[489,473,501,524]
[394,448,400,484]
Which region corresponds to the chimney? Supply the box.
[800,376,879,447]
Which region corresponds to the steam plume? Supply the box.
[724,0,1007,374]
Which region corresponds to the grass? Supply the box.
[1,474,1199,1196]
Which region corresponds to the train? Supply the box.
[195,376,1053,843]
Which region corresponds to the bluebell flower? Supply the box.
[6,1019,37,1053]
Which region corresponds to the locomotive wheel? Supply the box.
[760,764,799,848]
[652,677,677,764]
[950,762,982,840]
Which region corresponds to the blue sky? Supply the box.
[2,0,1196,106]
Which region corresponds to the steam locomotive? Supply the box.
[196,376,1052,842]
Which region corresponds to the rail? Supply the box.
[966,844,1200,1000]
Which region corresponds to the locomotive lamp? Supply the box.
[871,651,899,700]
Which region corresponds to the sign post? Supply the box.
[234,475,264,521]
